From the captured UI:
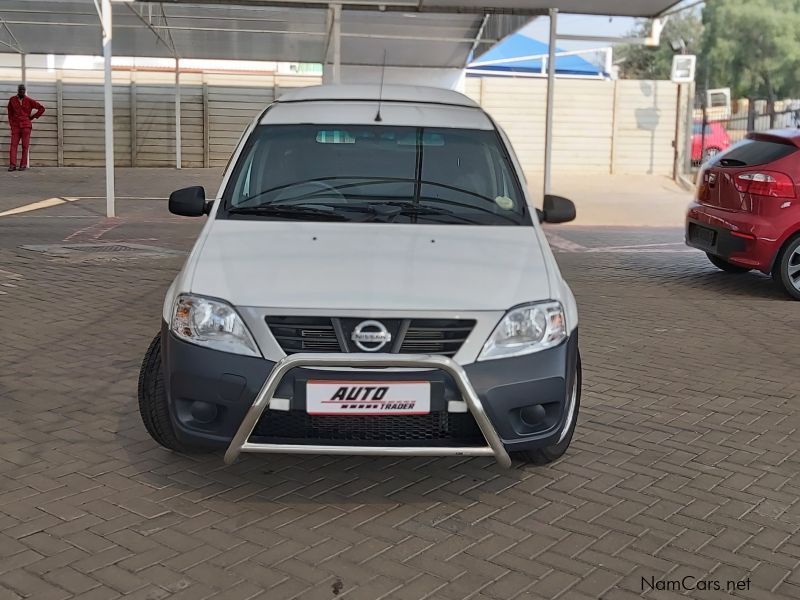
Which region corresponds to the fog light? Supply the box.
[190,401,218,424]
[520,404,546,427]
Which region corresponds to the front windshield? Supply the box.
[221,124,529,226]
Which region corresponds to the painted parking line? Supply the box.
[0,196,169,219]
[587,247,695,253]
[64,217,124,242]
[544,233,694,254]
[0,196,78,218]
[62,196,168,200]
[544,231,588,252]
[0,268,23,295]
[587,242,694,253]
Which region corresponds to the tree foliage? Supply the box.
[615,13,703,80]
[616,2,800,99]
[702,0,800,99]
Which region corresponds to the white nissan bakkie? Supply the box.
[138,84,581,468]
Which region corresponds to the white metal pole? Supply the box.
[175,58,181,169]
[543,8,558,198]
[101,0,115,217]
[21,53,29,166]
[332,4,341,84]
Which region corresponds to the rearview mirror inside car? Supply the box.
[169,186,210,217]
[541,194,576,224]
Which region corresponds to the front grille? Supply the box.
[400,320,474,356]
[250,410,485,447]
[266,316,476,357]
[265,316,340,354]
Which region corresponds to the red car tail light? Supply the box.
[734,171,795,198]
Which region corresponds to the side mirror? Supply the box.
[541,194,576,224]
[169,186,211,217]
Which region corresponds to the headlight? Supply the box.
[171,294,260,357]
[478,301,566,361]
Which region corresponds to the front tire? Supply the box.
[138,333,203,453]
[773,234,800,300]
[706,253,751,273]
[513,356,581,466]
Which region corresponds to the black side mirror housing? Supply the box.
[541,194,576,224]
[169,186,211,217]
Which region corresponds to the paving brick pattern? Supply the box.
[1,205,799,599]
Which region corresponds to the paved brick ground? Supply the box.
[0,172,799,600]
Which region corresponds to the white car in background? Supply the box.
[138,84,581,468]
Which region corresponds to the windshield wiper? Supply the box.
[382,203,482,225]
[227,205,349,221]
[236,177,415,208]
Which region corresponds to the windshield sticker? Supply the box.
[495,196,515,210]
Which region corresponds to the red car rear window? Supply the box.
[715,139,796,167]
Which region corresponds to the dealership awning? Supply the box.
[468,32,607,77]
[0,0,682,217]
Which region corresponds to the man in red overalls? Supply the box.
[7,84,45,172]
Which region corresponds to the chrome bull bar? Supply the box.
[223,353,513,468]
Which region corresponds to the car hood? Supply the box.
[190,220,551,311]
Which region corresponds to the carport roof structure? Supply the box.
[0,0,682,217]
[1,0,682,67]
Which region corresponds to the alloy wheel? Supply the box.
[788,247,800,291]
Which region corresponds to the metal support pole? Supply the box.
[202,80,210,168]
[20,52,26,86]
[101,0,115,217]
[130,73,137,166]
[56,77,64,167]
[673,83,682,180]
[332,4,341,84]
[543,8,558,197]
[700,105,708,162]
[683,81,695,175]
[175,58,181,169]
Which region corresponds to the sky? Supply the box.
[520,1,701,51]
[521,14,637,51]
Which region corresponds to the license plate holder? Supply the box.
[306,380,431,415]
[690,224,716,249]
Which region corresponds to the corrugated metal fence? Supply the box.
[2,70,679,176]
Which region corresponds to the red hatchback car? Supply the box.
[686,129,800,299]
[692,121,731,163]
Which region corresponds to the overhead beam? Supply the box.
[124,2,179,58]
[469,14,490,58]
[556,34,649,45]
[0,16,24,53]
[153,0,681,18]
[156,0,549,15]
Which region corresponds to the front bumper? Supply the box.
[161,322,579,467]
